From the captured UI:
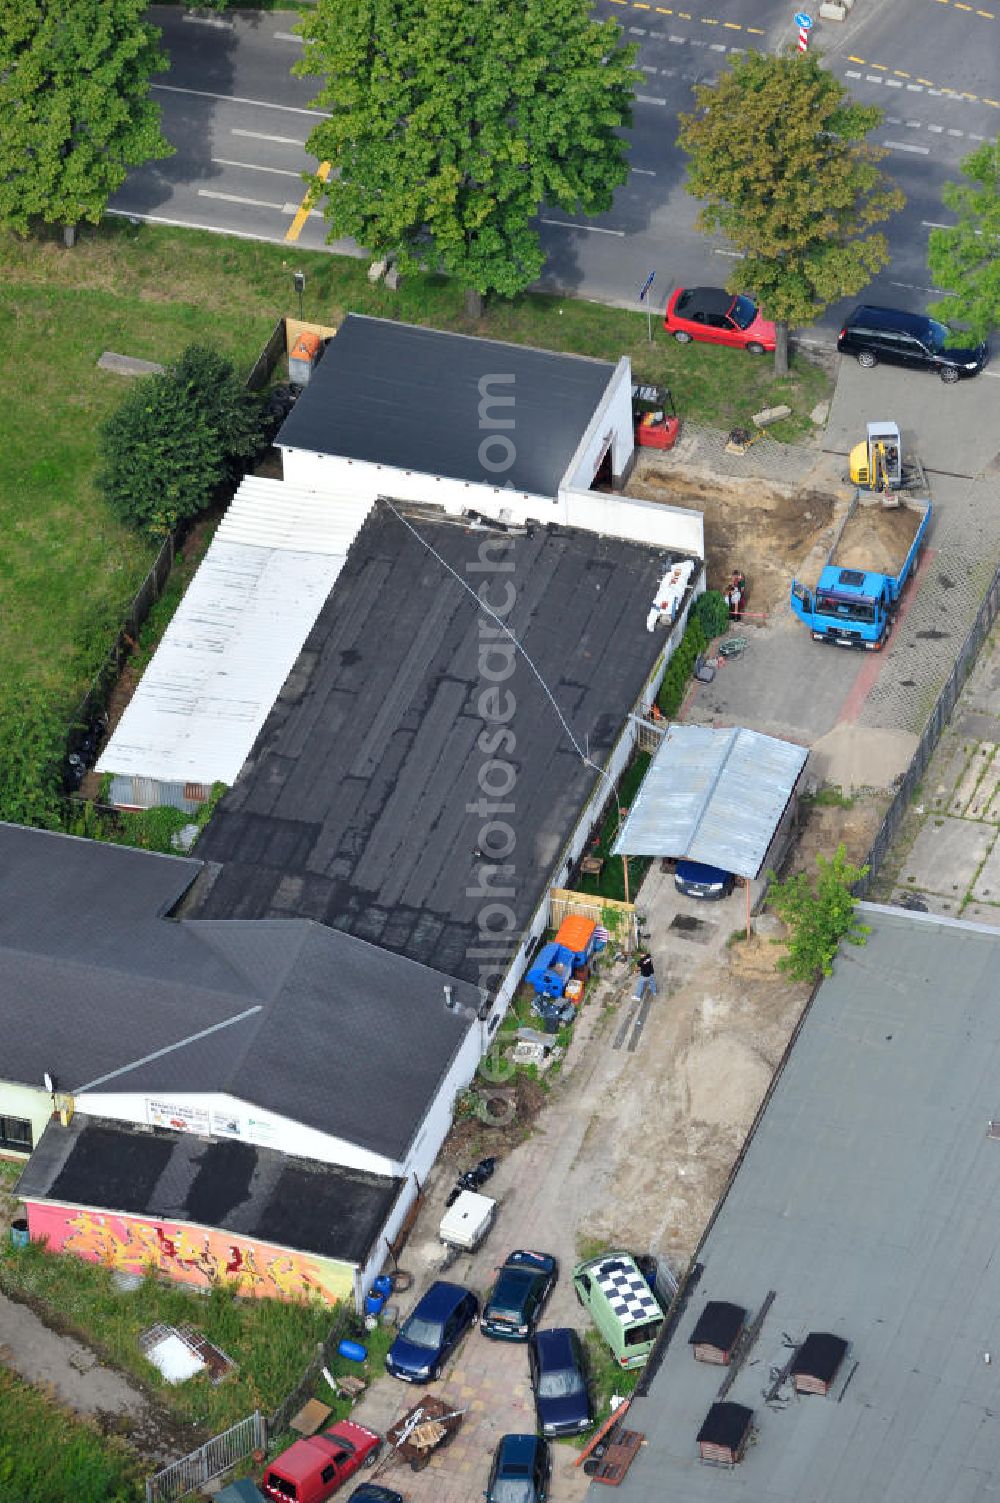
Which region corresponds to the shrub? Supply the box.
[692,589,730,640]
[0,680,65,830]
[98,344,266,537]
[656,616,707,717]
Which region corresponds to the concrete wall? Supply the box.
[75,1089,398,1178]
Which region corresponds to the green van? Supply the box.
[571,1251,664,1370]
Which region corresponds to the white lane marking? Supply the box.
[632,167,658,175]
[890,280,945,294]
[637,93,668,104]
[198,188,289,212]
[232,128,304,146]
[668,33,686,42]
[273,31,303,42]
[906,83,924,91]
[885,115,903,124]
[922,219,952,227]
[947,127,965,135]
[883,139,930,153]
[970,133,986,140]
[927,123,944,132]
[983,369,1000,379]
[152,82,330,118]
[709,42,727,50]
[629,25,648,33]
[845,69,861,78]
[540,217,625,235]
[183,11,232,25]
[904,119,921,127]
[713,248,745,257]
[212,158,306,178]
[866,74,884,84]
[884,78,902,87]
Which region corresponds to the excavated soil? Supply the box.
[627,464,839,615]
[832,500,923,575]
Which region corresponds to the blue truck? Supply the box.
[790,493,931,651]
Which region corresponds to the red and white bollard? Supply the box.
[797,24,809,49]
[794,12,813,51]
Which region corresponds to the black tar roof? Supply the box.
[275,314,616,500]
[0,822,476,1159]
[697,1402,754,1449]
[791,1332,848,1383]
[188,503,678,983]
[18,1115,402,1266]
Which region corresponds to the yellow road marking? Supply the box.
[847,53,866,61]
[633,5,651,11]
[977,8,995,15]
[917,76,933,83]
[655,7,673,13]
[285,160,330,242]
[894,69,911,77]
[701,15,718,22]
[871,62,888,69]
[723,20,742,27]
[747,25,765,32]
[678,10,691,16]
[985,97,1000,105]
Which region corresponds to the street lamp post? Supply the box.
[293,270,305,321]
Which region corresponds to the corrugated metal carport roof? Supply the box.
[611,724,808,878]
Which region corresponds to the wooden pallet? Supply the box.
[586,1426,645,1486]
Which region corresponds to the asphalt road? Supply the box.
[110,3,1000,335]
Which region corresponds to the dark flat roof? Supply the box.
[18,1115,402,1266]
[275,314,616,499]
[0,823,477,1160]
[188,503,679,983]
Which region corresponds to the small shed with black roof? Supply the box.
[791,1332,849,1396]
[688,1300,747,1365]
[696,1402,754,1465]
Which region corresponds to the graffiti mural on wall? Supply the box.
[26,1203,354,1305]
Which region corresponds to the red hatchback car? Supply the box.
[664,287,776,354]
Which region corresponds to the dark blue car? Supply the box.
[385,1280,478,1383]
[485,1433,550,1503]
[528,1328,592,1438]
[481,1250,557,1341]
[674,859,734,900]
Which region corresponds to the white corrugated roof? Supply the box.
[97,477,374,790]
[611,724,808,878]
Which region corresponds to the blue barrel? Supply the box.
[338,1338,367,1363]
[372,1275,393,1299]
[364,1292,386,1317]
[10,1219,29,1249]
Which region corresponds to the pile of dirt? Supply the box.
[627,465,839,614]
[832,500,923,575]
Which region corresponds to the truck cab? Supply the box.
[261,1419,380,1503]
[791,567,892,650]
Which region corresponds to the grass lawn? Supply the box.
[0,1368,143,1503]
[0,218,829,735]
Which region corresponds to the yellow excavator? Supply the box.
[849,420,902,498]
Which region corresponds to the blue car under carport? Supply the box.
[674,859,735,900]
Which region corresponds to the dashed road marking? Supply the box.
[636,93,668,104]
[541,217,626,235]
[212,158,305,179]
[232,128,304,146]
[152,82,330,118]
[884,139,931,152]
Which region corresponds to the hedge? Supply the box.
[656,615,707,717]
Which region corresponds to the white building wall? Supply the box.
[564,356,634,490]
[75,1089,398,1178]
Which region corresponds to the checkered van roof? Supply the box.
[593,1256,662,1325]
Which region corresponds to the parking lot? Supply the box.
[350,863,809,1501]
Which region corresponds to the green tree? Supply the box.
[677,51,904,374]
[0,681,65,830]
[0,0,173,246]
[928,138,1000,342]
[768,843,870,983]
[296,0,638,314]
[98,345,266,538]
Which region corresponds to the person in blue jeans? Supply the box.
[633,951,657,1001]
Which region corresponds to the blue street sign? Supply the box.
[794,11,813,25]
[639,271,656,302]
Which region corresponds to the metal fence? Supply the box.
[145,1410,265,1503]
[856,565,1000,896]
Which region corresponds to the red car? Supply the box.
[262,1418,381,1503]
[664,287,776,354]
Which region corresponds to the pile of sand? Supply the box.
[809,723,917,793]
[682,1034,773,1130]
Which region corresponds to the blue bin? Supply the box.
[364,1292,386,1317]
[338,1338,367,1364]
[372,1275,393,1299]
[10,1219,29,1249]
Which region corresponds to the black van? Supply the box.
[837,305,988,383]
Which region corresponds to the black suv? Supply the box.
[837,305,988,383]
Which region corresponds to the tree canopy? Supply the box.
[98,346,266,538]
[768,843,870,983]
[0,0,172,242]
[929,137,1000,342]
[296,0,638,306]
[677,51,904,371]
